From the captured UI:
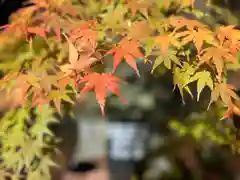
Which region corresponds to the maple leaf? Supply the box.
[30,0,77,16]
[47,90,74,114]
[125,0,153,16]
[70,22,97,52]
[60,54,98,75]
[127,21,152,40]
[0,23,24,38]
[30,12,66,41]
[32,89,50,112]
[188,71,213,101]
[55,3,78,17]
[215,25,240,45]
[0,23,48,41]
[173,62,196,100]
[39,75,58,94]
[209,83,239,109]
[60,34,98,75]
[174,28,214,52]
[154,33,181,55]
[79,73,127,116]
[27,27,48,40]
[55,25,61,41]
[10,5,36,22]
[27,0,49,9]
[223,40,240,55]
[57,75,74,90]
[0,5,49,40]
[100,3,127,29]
[6,75,31,108]
[152,48,181,72]
[107,38,143,76]
[65,33,79,64]
[199,46,237,80]
[169,16,207,31]
[232,103,240,118]
[222,102,240,119]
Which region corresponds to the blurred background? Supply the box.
[2,0,240,180]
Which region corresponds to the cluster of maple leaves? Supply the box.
[0,0,240,119]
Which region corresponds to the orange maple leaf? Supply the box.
[27,27,48,40]
[0,3,49,39]
[223,40,240,55]
[169,16,207,31]
[215,25,240,45]
[107,38,143,76]
[155,33,181,55]
[70,22,97,51]
[0,23,48,41]
[199,46,237,80]
[209,83,239,109]
[127,21,151,40]
[79,73,127,116]
[174,28,213,52]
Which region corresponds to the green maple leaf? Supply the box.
[28,155,57,180]
[39,156,58,179]
[100,3,127,29]
[30,105,58,139]
[152,48,181,72]
[173,62,197,101]
[188,71,213,101]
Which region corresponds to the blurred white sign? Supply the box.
[72,118,108,163]
[108,122,148,161]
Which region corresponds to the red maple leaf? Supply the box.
[107,38,143,76]
[79,73,127,116]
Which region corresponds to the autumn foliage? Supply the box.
[1,0,240,179]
